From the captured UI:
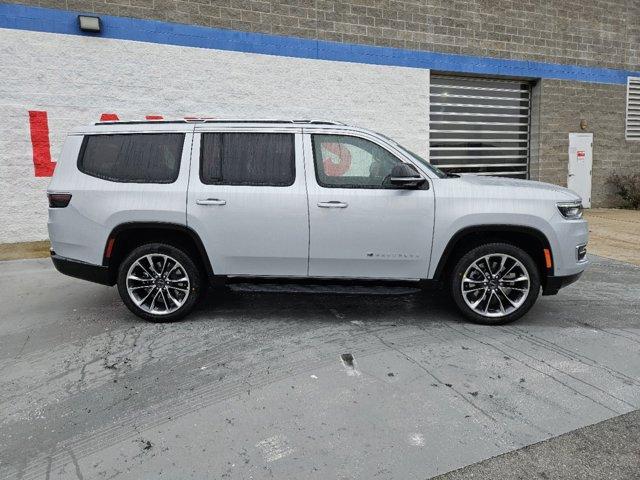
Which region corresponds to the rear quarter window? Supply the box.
[78,133,184,183]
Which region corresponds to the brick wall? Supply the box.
[7,0,639,71]
[535,80,640,206]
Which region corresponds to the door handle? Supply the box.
[197,198,226,206]
[317,201,348,209]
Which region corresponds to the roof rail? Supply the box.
[199,119,344,125]
[94,120,190,126]
[94,119,345,126]
[295,119,345,125]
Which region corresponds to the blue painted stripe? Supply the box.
[1,3,637,85]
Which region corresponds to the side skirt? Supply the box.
[211,275,443,290]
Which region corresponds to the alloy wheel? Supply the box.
[126,253,191,315]
[460,253,530,318]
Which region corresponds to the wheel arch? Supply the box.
[432,225,554,284]
[102,222,213,284]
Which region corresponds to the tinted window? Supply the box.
[78,134,184,183]
[200,133,295,186]
[312,134,404,188]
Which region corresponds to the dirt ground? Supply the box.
[0,240,50,261]
[584,209,640,266]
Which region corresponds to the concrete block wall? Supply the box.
[535,80,640,206]
[7,0,638,70]
[0,27,429,243]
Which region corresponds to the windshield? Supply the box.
[374,132,448,178]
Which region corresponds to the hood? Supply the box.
[452,174,581,202]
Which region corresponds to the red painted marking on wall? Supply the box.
[100,113,119,121]
[145,115,164,120]
[28,110,56,177]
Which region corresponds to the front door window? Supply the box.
[312,134,405,189]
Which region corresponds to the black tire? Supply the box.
[450,242,540,325]
[117,243,202,322]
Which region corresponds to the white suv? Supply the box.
[47,119,588,325]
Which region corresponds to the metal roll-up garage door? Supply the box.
[429,75,531,178]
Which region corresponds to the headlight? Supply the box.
[557,201,583,219]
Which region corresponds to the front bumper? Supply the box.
[51,252,114,286]
[542,271,584,296]
[549,217,589,277]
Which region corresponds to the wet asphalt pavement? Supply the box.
[0,255,639,479]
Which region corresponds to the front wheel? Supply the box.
[450,243,540,325]
[117,243,202,322]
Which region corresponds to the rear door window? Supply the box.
[200,133,295,186]
[78,133,184,183]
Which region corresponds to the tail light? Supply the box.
[48,193,72,208]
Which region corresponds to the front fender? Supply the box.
[428,213,560,279]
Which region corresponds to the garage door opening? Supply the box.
[429,75,531,178]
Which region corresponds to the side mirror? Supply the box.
[389,164,426,188]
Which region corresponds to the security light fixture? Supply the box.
[78,15,101,33]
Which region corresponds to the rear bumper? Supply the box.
[542,271,583,296]
[51,252,113,286]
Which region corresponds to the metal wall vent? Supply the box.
[626,76,640,140]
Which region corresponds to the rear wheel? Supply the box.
[117,243,202,322]
[450,243,540,325]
